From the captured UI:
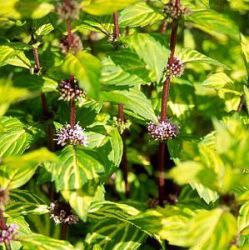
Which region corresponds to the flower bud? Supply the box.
[164,0,189,20]
[58,79,85,102]
[57,0,80,20]
[166,56,184,78]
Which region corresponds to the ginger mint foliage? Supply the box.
[0,0,248,249]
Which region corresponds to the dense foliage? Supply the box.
[0,0,249,249]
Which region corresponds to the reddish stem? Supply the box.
[61,223,68,240]
[157,7,180,206]
[113,12,129,198]
[160,76,171,122]
[66,19,73,46]
[118,104,125,121]
[113,12,120,41]
[32,47,41,74]
[69,76,76,128]
[160,22,178,122]
[160,20,167,34]
[65,0,73,46]
[70,100,76,128]
[237,95,244,112]
[0,208,7,230]
[32,47,50,118]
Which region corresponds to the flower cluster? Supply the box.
[163,0,189,20]
[58,79,85,102]
[0,224,18,243]
[57,0,80,20]
[55,123,87,146]
[49,202,78,225]
[166,56,184,78]
[147,120,179,141]
[113,117,131,134]
[60,34,83,54]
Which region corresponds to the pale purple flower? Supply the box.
[0,224,18,243]
[167,56,184,78]
[147,120,179,141]
[55,123,87,146]
[56,0,80,20]
[58,79,85,102]
[49,202,78,225]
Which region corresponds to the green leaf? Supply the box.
[157,207,236,250]
[5,190,48,217]
[178,48,229,69]
[0,117,33,158]
[62,51,101,100]
[86,201,156,250]
[52,145,105,191]
[86,217,147,250]
[244,85,249,114]
[81,0,141,16]
[0,82,34,116]
[168,161,218,191]
[190,183,219,204]
[145,206,194,246]
[238,201,249,235]
[0,0,54,19]
[0,148,56,190]
[201,72,234,89]
[77,15,113,35]
[61,185,105,221]
[169,117,249,194]
[119,2,164,28]
[199,73,241,112]
[101,88,157,122]
[18,233,74,250]
[3,147,57,168]
[0,44,31,68]
[241,34,249,78]
[185,9,239,41]
[185,209,237,250]
[108,48,151,83]
[35,23,54,37]
[100,56,146,86]
[126,33,170,82]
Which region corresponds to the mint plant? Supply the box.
[0,0,249,250]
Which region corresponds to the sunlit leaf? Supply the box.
[62,51,101,100]
[81,0,141,16]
